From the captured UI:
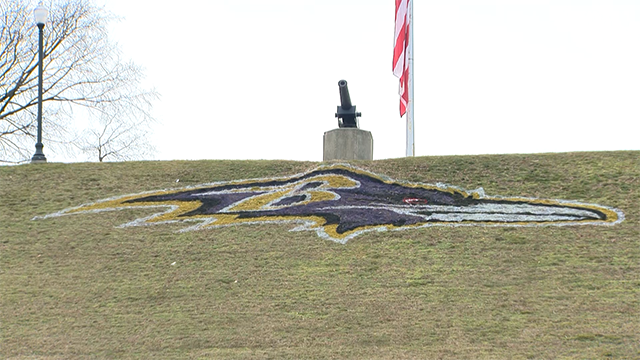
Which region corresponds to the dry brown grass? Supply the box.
[1,151,638,359]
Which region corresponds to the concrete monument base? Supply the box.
[323,128,373,161]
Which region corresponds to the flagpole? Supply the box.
[406,0,415,157]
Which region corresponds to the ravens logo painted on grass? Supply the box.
[37,164,624,243]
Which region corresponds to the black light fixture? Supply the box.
[31,2,48,163]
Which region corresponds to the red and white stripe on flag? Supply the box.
[393,0,410,116]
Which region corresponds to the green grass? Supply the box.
[1,151,638,359]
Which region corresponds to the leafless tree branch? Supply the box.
[1,0,158,163]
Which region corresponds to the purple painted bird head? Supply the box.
[37,164,624,243]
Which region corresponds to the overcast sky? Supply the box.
[94,0,638,161]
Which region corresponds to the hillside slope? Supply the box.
[1,151,638,359]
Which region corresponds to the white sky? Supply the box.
[96,0,638,161]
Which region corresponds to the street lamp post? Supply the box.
[31,2,48,163]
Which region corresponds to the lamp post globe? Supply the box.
[31,2,48,163]
[34,2,48,24]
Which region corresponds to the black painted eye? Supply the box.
[403,197,428,205]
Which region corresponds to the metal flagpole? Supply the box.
[406,0,415,157]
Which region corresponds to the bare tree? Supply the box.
[0,0,158,163]
[75,111,155,162]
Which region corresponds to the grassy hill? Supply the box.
[1,151,638,359]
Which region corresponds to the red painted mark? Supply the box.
[403,198,428,205]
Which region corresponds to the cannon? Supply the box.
[335,80,361,128]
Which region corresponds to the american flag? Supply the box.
[393,0,410,116]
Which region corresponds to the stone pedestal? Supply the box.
[323,128,373,161]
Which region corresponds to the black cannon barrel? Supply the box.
[335,79,361,128]
[338,80,352,110]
